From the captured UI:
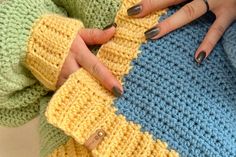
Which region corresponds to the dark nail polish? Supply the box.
[144,26,160,40]
[112,86,122,97]
[195,51,206,65]
[127,4,142,16]
[103,23,117,30]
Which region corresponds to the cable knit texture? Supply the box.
[25,14,84,90]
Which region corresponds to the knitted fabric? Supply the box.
[45,1,179,156]
[25,14,84,90]
[222,22,236,69]
[0,0,63,124]
[1,0,236,157]
[53,0,121,29]
[46,2,236,157]
[39,96,70,157]
[0,0,120,156]
[47,138,92,157]
[113,9,236,156]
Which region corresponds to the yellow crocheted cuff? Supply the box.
[25,14,84,90]
[46,69,178,157]
[47,138,92,157]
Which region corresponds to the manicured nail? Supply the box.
[112,86,122,97]
[127,4,142,16]
[195,51,206,65]
[103,23,117,30]
[144,26,160,40]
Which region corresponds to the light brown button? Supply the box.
[84,129,106,150]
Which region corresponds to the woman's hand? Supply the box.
[127,0,236,64]
[57,24,123,97]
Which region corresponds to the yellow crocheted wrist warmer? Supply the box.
[25,14,84,90]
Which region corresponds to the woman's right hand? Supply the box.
[57,24,123,97]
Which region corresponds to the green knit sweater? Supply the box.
[0,0,120,156]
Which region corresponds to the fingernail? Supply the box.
[112,86,122,97]
[127,4,142,16]
[195,51,206,65]
[103,23,117,30]
[144,26,160,40]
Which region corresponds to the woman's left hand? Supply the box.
[127,0,236,64]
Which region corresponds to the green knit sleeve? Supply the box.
[0,0,82,126]
[52,0,121,29]
[0,0,120,127]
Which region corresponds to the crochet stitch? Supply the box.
[1,0,236,156]
[46,2,236,157]
[46,1,179,156]
[26,14,84,90]
[0,0,120,156]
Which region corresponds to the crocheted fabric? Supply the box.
[0,0,120,156]
[222,22,236,69]
[0,0,67,125]
[53,0,121,29]
[46,1,178,156]
[1,0,236,156]
[46,1,236,157]
[25,14,84,90]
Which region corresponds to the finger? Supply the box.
[78,24,116,45]
[56,53,80,88]
[127,0,185,17]
[194,15,233,64]
[144,0,209,40]
[60,52,81,78]
[56,77,67,89]
[71,35,123,96]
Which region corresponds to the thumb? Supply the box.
[79,24,116,45]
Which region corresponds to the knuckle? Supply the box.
[145,0,154,8]
[143,0,156,13]
[91,62,101,76]
[173,0,184,5]
[211,25,225,36]
[161,19,172,33]
[100,30,109,40]
[204,40,215,49]
[88,29,96,43]
[182,4,196,19]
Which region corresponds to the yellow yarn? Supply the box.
[25,14,84,90]
[46,0,179,156]
[47,138,91,157]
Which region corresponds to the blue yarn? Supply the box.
[114,7,236,157]
[222,21,236,69]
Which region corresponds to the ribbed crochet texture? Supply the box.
[25,14,84,90]
[0,0,120,156]
[46,3,236,157]
[46,1,179,156]
[1,0,236,156]
[0,0,59,126]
